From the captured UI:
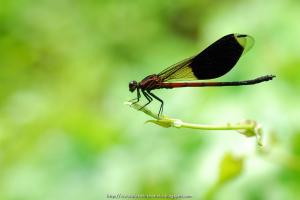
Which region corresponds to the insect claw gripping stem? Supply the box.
[130,88,141,105]
[139,90,152,110]
[148,91,164,117]
[130,98,139,105]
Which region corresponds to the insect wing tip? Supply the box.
[234,33,255,54]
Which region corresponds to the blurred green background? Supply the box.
[1,0,300,199]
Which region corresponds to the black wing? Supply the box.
[158,34,254,82]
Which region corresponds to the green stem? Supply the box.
[177,121,254,131]
[125,101,263,145]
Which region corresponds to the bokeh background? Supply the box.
[1,0,300,199]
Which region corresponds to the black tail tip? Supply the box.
[267,75,276,80]
[260,74,276,81]
[258,75,276,82]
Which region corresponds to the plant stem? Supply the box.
[125,101,263,145]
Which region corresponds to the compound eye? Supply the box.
[129,81,134,88]
[129,81,137,92]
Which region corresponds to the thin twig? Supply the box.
[125,101,263,146]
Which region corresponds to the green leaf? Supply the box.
[145,119,172,128]
[218,153,244,184]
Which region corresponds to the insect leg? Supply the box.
[131,88,141,104]
[147,91,164,117]
[139,89,153,110]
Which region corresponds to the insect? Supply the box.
[129,34,275,117]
